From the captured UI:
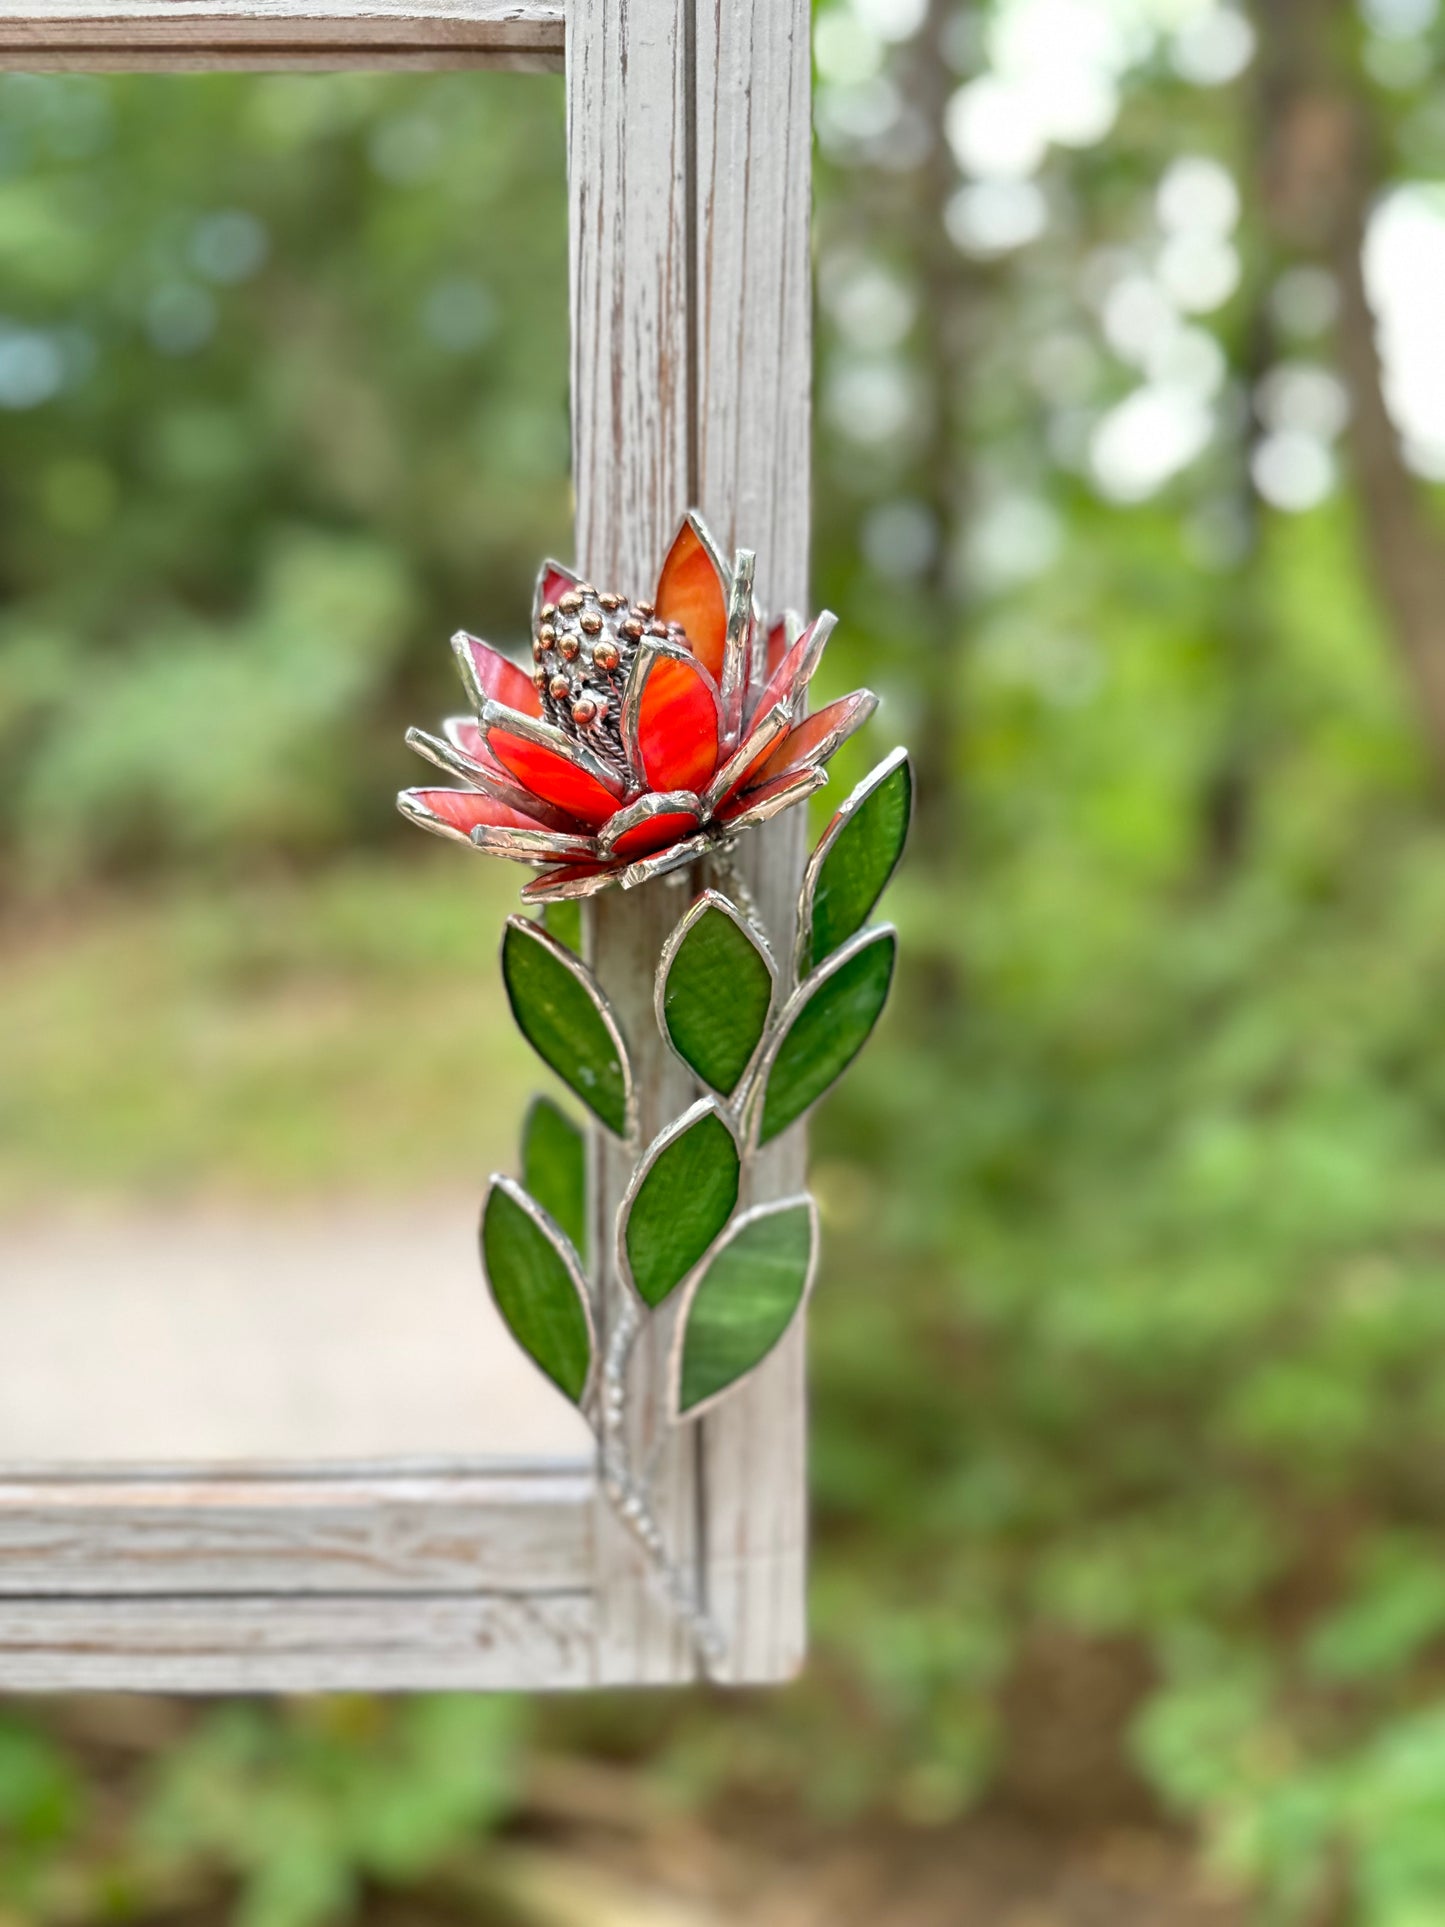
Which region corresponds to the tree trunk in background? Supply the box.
[906,0,975,879]
[1201,8,1292,876]
[1200,293,1270,878]
[1253,0,1445,777]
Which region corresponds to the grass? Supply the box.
[0,851,541,1210]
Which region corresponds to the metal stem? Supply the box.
[596,1280,727,1672]
[707,842,764,932]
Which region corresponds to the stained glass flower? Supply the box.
[398,512,876,901]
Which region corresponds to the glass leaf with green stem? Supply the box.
[671,1197,818,1419]
[795,748,911,977]
[754,924,896,1146]
[480,1177,594,1406]
[656,890,775,1098]
[502,915,632,1138]
[521,1095,587,1265]
[619,1098,740,1309]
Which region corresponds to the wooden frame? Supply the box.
[0,0,813,1690]
[0,3,566,73]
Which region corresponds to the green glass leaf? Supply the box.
[758,926,896,1146]
[502,916,630,1138]
[798,748,912,975]
[658,892,774,1097]
[674,1198,817,1418]
[481,1177,593,1405]
[622,1101,740,1308]
[542,899,582,955]
[522,1096,587,1264]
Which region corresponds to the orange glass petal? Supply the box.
[753,614,831,723]
[714,721,787,807]
[716,768,816,823]
[655,520,728,680]
[486,728,622,829]
[633,655,721,794]
[608,808,701,862]
[756,692,873,782]
[459,636,541,718]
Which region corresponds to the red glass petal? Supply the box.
[607,808,701,862]
[620,834,714,887]
[537,562,580,612]
[522,861,627,904]
[751,612,836,724]
[486,726,623,829]
[442,716,491,767]
[401,788,556,838]
[455,634,541,718]
[429,718,583,834]
[629,652,721,793]
[756,691,876,783]
[764,617,790,679]
[655,517,728,681]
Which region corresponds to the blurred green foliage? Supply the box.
[139,1698,525,1927]
[0,853,536,1208]
[0,1714,81,1914]
[0,69,572,894]
[4,9,1445,1921]
[0,1699,527,1927]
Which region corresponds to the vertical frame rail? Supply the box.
[691,0,814,1686]
[568,0,813,1683]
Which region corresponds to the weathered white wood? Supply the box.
[0,0,564,69]
[0,1594,596,1692]
[567,0,692,590]
[0,0,817,1693]
[5,1,554,13]
[567,0,815,1684]
[567,0,702,1686]
[691,0,814,1684]
[0,1465,592,1595]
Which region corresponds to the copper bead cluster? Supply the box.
[531,582,687,768]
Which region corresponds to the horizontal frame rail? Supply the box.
[0,1461,597,1689]
[0,0,565,70]
[0,1594,599,1690]
[0,1460,593,1595]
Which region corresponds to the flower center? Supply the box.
[531,585,687,778]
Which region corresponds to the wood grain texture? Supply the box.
[0,0,815,1692]
[568,0,814,1684]
[0,0,564,69]
[0,1593,597,1691]
[691,0,814,1685]
[0,1465,593,1596]
[567,0,703,1687]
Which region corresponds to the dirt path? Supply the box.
[0,1196,590,1466]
